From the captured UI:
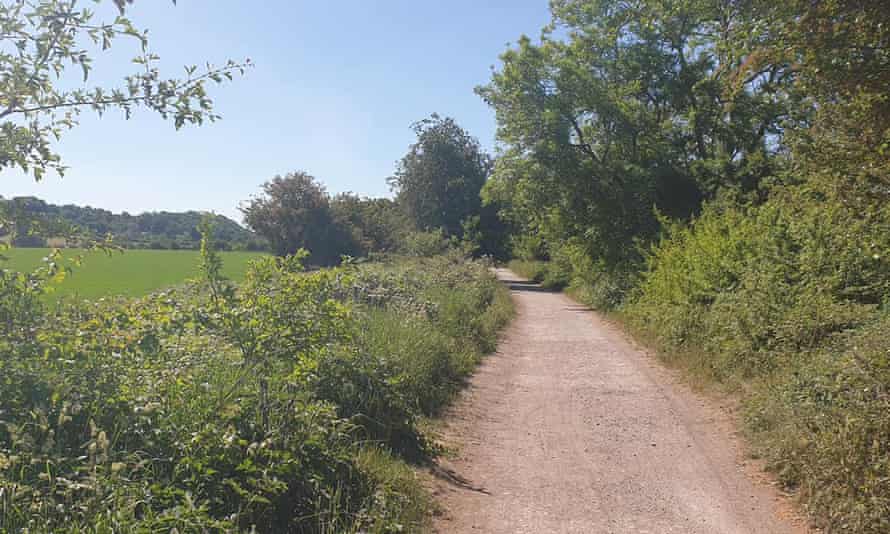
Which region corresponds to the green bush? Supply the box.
[0,245,513,532]
[624,192,890,531]
[354,255,514,416]
[303,345,421,456]
[510,233,547,262]
[401,229,452,257]
[509,243,634,308]
[359,310,462,416]
[746,315,890,533]
[507,259,569,290]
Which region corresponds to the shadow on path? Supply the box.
[429,462,490,495]
[501,279,557,293]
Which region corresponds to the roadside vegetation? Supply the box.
[0,4,516,531]
[4,0,887,531]
[0,235,511,532]
[484,1,890,530]
[506,259,568,291]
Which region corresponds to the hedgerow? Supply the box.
[623,189,890,531]
[0,239,512,532]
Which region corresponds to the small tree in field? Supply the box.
[241,172,352,265]
[0,0,249,181]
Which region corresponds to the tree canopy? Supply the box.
[330,193,409,255]
[241,173,420,264]
[388,114,493,238]
[241,172,347,264]
[479,0,793,267]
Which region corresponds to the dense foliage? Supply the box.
[0,239,512,532]
[241,172,347,264]
[0,5,515,530]
[388,114,493,240]
[0,196,263,250]
[486,0,890,530]
[480,0,785,272]
[330,193,410,256]
[241,173,415,265]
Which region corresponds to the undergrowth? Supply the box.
[624,195,890,532]
[507,259,568,290]
[517,193,890,532]
[0,242,512,533]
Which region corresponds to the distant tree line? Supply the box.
[3,111,511,261]
[0,196,266,251]
[2,111,511,262]
[242,114,510,266]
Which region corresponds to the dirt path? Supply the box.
[430,269,809,534]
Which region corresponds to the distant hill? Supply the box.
[0,196,267,251]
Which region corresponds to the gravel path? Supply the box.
[430,269,809,534]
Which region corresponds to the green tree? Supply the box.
[330,193,409,255]
[0,195,263,249]
[388,114,492,238]
[479,0,788,267]
[743,0,890,203]
[241,172,352,265]
[0,0,249,180]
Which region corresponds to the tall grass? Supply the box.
[0,250,512,532]
[623,197,890,532]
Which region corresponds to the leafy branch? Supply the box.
[0,0,251,180]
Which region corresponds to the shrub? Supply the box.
[353,255,514,416]
[401,229,452,257]
[358,310,460,416]
[0,243,512,532]
[624,190,890,531]
[746,315,890,532]
[509,242,634,307]
[507,259,569,290]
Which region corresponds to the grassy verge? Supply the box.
[507,259,568,290]
[618,307,890,533]
[0,250,512,532]
[533,197,890,532]
[354,256,514,418]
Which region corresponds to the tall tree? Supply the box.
[388,114,492,238]
[743,0,890,202]
[330,193,409,255]
[479,0,789,266]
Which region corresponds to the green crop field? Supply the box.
[0,248,265,300]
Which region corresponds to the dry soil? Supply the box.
[430,269,810,534]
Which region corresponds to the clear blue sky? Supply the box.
[3,1,551,221]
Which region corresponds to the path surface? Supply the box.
[430,269,808,534]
